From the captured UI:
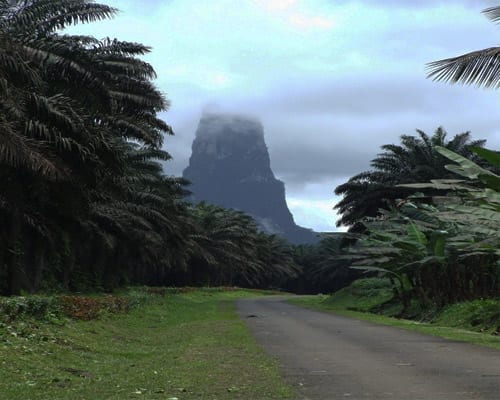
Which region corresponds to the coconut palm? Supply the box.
[427,6,500,88]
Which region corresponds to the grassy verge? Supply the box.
[0,288,293,400]
[290,279,500,351]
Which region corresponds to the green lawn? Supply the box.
[0,289,293,400]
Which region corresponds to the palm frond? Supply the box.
[426,46,500,88]
[0,122,65,179]
[482,6,500,24]
[4,0,117,35]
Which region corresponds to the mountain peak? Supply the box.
[183,113,318,244]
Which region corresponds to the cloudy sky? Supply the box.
[70,0,500,232]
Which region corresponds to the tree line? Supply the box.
[0,0,298,295]
[301,4,500,309]
[1,1,499,308]
[295,129,499,305]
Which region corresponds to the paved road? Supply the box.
[237,296,500,400]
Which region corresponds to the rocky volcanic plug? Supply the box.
[183,113,318,244]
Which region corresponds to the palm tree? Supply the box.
[334,127,486,227]
[185,203,261,286]
[0,0,116,172]
[179,203,299,288]
[94,144,190,288]
[252,233,299,288]
[0,0,118,293]
[0,1,302,293]
[427,6,500,88]
[0,1,174,294]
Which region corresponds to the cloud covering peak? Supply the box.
[68,0,500,231]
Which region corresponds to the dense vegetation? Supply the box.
[344,146,499,313]
[311,4,500,314]
[2,3,499,399]
[297,132,498,302]
[296,138,499,304]
[0,0,298,295]
[1,0,498,319]
[334,128,487,228]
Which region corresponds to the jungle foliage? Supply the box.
[0,0,298,295]
[327,3,500,312]
[342,147,500,313]
[1,1,499,306]
[334,127,488,227]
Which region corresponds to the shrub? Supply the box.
[0,296,61,322]
[59,296,130,321]
[436,299,500,334]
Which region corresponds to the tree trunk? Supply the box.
[31,242,45,293]
[6,210,25,295]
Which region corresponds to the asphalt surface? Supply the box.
[237,296,500,400]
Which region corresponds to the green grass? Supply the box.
[318,278,394,312]
[290,278,500,351]
[0,289,293,400]
[435,299,500,334]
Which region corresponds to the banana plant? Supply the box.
[403,147,499,297]
[344,203,456,310]
[401,146,499,260]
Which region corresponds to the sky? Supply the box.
[68,0,500,232]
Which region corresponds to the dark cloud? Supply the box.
[260,73,500,122]
[208,72,500,185]
[153,0,500,231]
[269,143,371,187]
[163,69,500,191]
[67,0,500,230]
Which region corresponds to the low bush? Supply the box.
[436,299,500,334]
[59,295,130,320]
[0,287,269,324]
[0,296,61,322]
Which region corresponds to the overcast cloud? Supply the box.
[69,0,500,232]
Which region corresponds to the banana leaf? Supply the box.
[470,146,500,167]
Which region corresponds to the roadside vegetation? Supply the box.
[2,1,497,303]
[1,0,499,377]
[293,134,499,302]
[293,5,500,331]
[0,288,293,400]
[294,115,500,333]
[291,278,500,350]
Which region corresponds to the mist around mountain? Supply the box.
[183,113,319,244]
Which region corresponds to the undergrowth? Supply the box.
[0,288,293,400]
[291,278,500,343]
[436,299,500,335]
